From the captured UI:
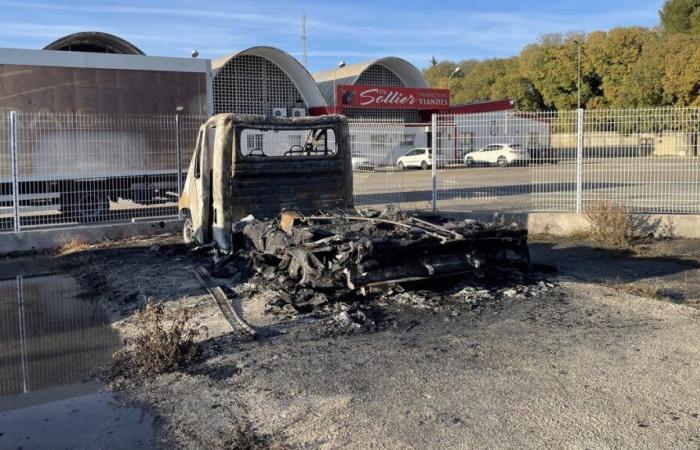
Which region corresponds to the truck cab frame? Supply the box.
[178,114,352,253]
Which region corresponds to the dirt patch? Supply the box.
[54,233,700,449]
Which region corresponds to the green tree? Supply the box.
[617,35,669,107]
[660,33,700,105]
[660,0,700,34]
[519,33,600,110]
[586,27,656,107]
[490,58,545,110]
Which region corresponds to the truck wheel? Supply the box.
[182,217,195,244]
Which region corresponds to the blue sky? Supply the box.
[0,0,664,72]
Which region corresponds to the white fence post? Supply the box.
[431,114,438,212]
[9,111,20,232]
[576,108,584,213]
[175,114,182,220]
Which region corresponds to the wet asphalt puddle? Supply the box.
[0,260,154,450]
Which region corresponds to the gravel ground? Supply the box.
[56,233,700,449]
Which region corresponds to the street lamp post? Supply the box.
[447,66,461,93]
[333,60,346,114]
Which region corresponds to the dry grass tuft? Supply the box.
[127,299,199,377]
[229,421,290,450]
[584,199,631,247]
[55,237,92,255]
[604,279,664,300]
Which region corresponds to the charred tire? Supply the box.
[182,217,195,245]
[421,160,429,170]
[497,156,508,167]
[62,191,109,223]
[398,162,405,170]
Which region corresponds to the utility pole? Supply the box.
[301,13,308,68]
[574,40,582,109]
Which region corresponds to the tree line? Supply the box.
[423,0,700,111]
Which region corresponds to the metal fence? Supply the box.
[348,119,427,209]
[1,107,698,235]
[1,112,207,232]
[432,107,700,214]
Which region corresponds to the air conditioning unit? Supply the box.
[272,107,287,118]
[291,107,307,118]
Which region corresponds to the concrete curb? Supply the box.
[439,211,700,239]
[0,220,183,255]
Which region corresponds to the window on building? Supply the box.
[370,134,387,152]
[401,134,415,146]
[459,131,474,155]
[527,130,540,147]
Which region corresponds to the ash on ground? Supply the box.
[203,209,554,338]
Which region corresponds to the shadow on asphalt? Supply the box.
[529,241,700,284]
[355,181,631,205]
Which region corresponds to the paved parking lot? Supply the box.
[354,158,700,213]
[1,158,699,231]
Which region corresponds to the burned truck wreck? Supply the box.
[179,114,530,293]
[241,210,530,292]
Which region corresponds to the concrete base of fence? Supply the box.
[440,211,700,239]
[0,220,182,256]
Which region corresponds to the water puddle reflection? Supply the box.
[0,269,154,449]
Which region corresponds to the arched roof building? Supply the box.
[44,31,145,55]
[313,57,431,122]
[212,46,326,116]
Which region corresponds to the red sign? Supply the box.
[336,85,450,110]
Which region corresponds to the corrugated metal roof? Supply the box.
[212,46,326,108]
[313,57,429,106]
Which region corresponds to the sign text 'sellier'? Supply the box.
[336,85,450,110]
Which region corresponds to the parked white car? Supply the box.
[463,143,530,167]
[396,147,438,170]
[351,151,375,171]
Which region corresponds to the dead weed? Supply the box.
[55,237,92,255]
[119,299,199,377]
[584,199,631,247]
[229,421,290,450]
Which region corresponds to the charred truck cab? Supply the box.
[179,114,352,252]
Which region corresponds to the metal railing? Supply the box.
[433,107,700,214]
[1,107,698,236]
[1,112,207,232]
[348,118,427,209]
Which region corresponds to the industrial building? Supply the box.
[0,31,534,167]
[0,32,210,115]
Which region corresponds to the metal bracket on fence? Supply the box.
[575,108,584,214]
[431,114,438,213]
[175,114,182,220]
[10,111,20,232]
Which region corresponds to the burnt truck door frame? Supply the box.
[180,124,214,245]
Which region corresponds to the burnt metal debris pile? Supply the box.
[211,208,532,318]
[239,208,530,294]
